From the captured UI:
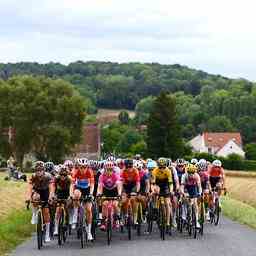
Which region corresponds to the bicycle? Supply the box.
[209,187,226,226]
[75,195,93,248]
[136,194,144,236]
[54,199,69,245]
[156,194,169,240]
[26,200,48,250]
[99,196,120,245]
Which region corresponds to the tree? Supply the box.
[207,116,234,132]
[146,91,185,159]
[244,143,256,160]
[0,76,86,165]
[118,111,130,125]
[134,96,155,124]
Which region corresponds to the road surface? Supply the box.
[12,217,256,256]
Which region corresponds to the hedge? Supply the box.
[186,152,256,171]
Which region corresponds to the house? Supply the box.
[189,132,245,158]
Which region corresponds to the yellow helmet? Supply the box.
[186,163,197,174]
[157,157,167,168]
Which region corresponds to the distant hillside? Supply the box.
[0,61,253,110]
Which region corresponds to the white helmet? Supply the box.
[191,158,198,165]
[212,159,222,167]
[134,160,143,169]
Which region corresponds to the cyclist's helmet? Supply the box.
[134,160,143,170]
[212,159,222,167]
[191,158,198,165]
[45,161,54,173]
[197,159,208,171]
[80,158,88,167]
[104,161,114,170]
[186,164,197,174]
[64,160,73,168]
[34,161,45,172]
[157,157,167,168]
[59,165,68,176]
[135,154,141,160]
[147,160,157,169]
[176,158,185,166]
[125,159,133,168]
[107,155,116,162]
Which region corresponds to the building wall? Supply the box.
[189,134,208,153]
[216,140,245,158]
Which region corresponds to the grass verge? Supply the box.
[222,196,256,229]
[0,209,34,255]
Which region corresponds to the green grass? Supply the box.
[0,209,34,255]
[222,196,256,229]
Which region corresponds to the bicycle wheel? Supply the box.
[137,202,143,236]
[36,211,43,250]
[159,203,166,240]
[147,200,153,234]
[107,218,112,245]
[191,204,197,239]
[199,200,205,235]
[58,209,64,245]
[79,208,86,248]
[177,202,183,233]
[127,214,132,240]
[91,202,98,241]
[214,198,220,226]
[187,205,192,236]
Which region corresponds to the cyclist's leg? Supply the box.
[31,192,40,224]
[85,201,93,240]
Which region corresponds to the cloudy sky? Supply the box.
[1,0,256,80]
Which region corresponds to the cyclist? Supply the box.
[121,159,140,225]
[146,159,157,176]
[71,158,94,241]
[176,158,186,185]
[134,160,150,221]
[97,161,122,230]
[197,159,211,220]
[52,165,72,235]
[151,157,173,234]
[208,159,226,207]
[166,159,180,227]
[180,164,202,228]
[45,161,56,177]
[25,161,54,242]
[64,160,74,175]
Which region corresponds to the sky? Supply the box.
[1,0,256,81]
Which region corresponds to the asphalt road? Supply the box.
[12,217,256,256]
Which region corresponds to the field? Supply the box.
[226,173,256,208]
[0,172,33,255]
[97,108,135,119]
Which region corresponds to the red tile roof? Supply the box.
[203,132,242,149]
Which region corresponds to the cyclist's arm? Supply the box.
[180,174,186,194]
[172,167,180,191]
[26,181,33,201]
[221,168,226,188]
[89,169,95,195]
[196,174,202,195]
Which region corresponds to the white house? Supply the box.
[189,132,245,158]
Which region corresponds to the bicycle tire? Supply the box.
[192,204,197,239]
[214,199,220,226]
[147,201,153,234]
[159,202,166,240]
[107,218,112,245]
[127,215,132,240]
[137,202,143,236]
[187,204,192,236]
[37,211,43,250]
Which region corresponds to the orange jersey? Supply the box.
[209,166,224,178]
[72,167,94,189]
[121,168,140,184]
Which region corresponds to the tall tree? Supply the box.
[146,91,184,159]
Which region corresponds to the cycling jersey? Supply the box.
[99,172,120,190]
[181,173,201,198]
[209,166,224,177]
[121,168,140,194]
[54,175,72,199]
[151,167,172,196]
[72,167,94,189]
[198,171,209,191]
[176,166,186,184]
[29,172,53,191]
[139,168,150,193]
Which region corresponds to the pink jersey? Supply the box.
[99,172,120,190]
